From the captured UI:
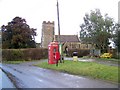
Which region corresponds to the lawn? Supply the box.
[35,60,119,83]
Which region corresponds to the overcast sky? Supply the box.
[0,0,119,43]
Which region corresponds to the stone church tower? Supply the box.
[41,21,94,50]
[41,21,55,48]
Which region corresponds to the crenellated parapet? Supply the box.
[42,21,54,25]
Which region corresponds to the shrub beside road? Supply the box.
[2,48,48,61]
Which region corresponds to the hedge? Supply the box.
[2,48,90,61]
[2,48,48,61]
[66,49,90,57]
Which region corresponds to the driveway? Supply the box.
[0,60,118,88]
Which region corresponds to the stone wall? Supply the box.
[62,42,94,52]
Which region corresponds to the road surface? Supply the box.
[0,61,118,88]
[0,66,15,89]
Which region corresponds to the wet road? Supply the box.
[0,61,118,88]
[0,67,15,89]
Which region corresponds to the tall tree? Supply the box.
[80,9,116,53]
[1,17,37,49]
[113,23,120,52]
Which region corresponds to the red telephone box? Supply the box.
[48,41,60,64]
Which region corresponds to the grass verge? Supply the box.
[2,60,27,64]
[35,60,119,83]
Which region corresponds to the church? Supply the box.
[41,21,94,51]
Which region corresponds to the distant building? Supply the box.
[55,35,80,50]
[41,21,94,50]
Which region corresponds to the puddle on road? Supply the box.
[78,59,95,62]
[63,73,85,79]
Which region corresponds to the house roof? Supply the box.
[55,35,80,42]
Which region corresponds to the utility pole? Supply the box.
[57,0,60,42]
[57,0,62,63]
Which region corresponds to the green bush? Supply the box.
[111,49,120,59]
[2,49,24,61]
[2,48,48,61]
[22,48,48,60]
[113,53,120,59]
[67,49,90,57]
